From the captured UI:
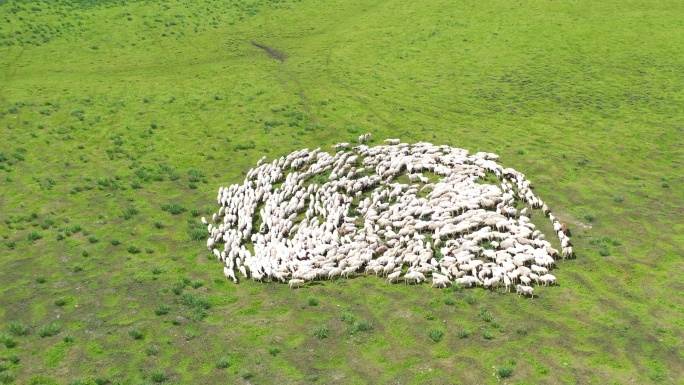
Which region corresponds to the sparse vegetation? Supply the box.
[128,328,144,340]
[497,365,513,378]
[7,322,28,336]
[314,326,329,339]
[428,329,443,342]
[37,323,60,338]
[215,358,230,369]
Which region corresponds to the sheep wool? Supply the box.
[205,141,572,293]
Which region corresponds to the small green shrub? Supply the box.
[349,321,372,334]
[190,280,204,289]
[479,309,493,322]
[161,202,186,215]
[341,312,355,324]
[38,323,60,337]
[8,321,28,336]
[154,305,170,316]
[27,231,42,241]
[121,207,138,220]
[425,313,436,321]
[457,329,470,339]
[128,328,143,340]
[187,221,207,240]
[127,245,140,254]
[36,276,46,284]
[428,329,443,342]
[465,294,476,305]
[4,240,16,249]
[153,221,164,229]
[87,236,98,243]
[443,296,455,305]
[583,213,596,222]
[268,347,280,356]
[0,334,17,348]
[307,297,319,306]
[54,297,66,306]
[184,329,197,340]
[314,325,329,339]
[110,239,120,246]
[497,365,513,378]
[483,330,494,340]
[516,326,529,335]
[0,373,15,384]
[145,346,159,356]
[598,248,611,256]
[7,356,18,365]
[63,335,75,343]
[215,358,230,369]
[73,265,83,273]
[149,370,167,383]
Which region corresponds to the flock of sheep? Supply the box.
[203,139,573,297]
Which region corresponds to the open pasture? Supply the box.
[0,0,682,384]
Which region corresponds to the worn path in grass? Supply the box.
[0,0,682,384]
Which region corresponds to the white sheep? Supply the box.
[516,284,534,298]
[205,141,569,294]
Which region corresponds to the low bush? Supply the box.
[38,323,60,337]
[314,325,329,339]
[428,329,443,342]
[215,358,230,369]
[497,365,513,378]
[7,321,28,336]
[128,328,144,340]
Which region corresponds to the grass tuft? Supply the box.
[154,305,171,316]
[37,323,60,337]
[314,325,329,339]
[307,297,319,306]
[27,231,42,242]
[465,294,476,305]
[497,365,513,378]
[7,322,28,336]
[0,334,17,348]
[215,358,230,369]
[149,370,167,383]
[128,328,143,340]
[341,312,355,324]
[428,329,443,342]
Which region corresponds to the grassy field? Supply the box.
[0,0,682,383]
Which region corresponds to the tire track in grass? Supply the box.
[245,37,321,127]
[0,45,27,106]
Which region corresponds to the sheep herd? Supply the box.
[204,139,573,297]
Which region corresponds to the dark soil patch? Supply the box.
[250,41,285,62]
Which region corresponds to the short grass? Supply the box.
[0,0,682,384]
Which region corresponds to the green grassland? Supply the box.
[0,0,682,383]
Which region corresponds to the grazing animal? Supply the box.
[516,284,534,298]
[204,141,570,294]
